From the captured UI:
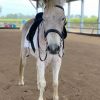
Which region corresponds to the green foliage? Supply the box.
[70,18,80,23]
[0,18,29,23]
[0,18,29,27]
[65,17,98,28]
[67,17,98,23]
[0,17,98,27]
[84,17,97,23]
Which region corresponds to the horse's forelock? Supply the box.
[44,0,54,9]
[44,0,65,9]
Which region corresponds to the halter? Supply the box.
[37,5,65,61]
[44,29,64,39]
[55,5,64,11]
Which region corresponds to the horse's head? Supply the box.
[43,6,66,54]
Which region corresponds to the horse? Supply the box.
[19,0,67,100]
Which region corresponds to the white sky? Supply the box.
[0,0,99,17]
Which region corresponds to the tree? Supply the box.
[6,14,18,18]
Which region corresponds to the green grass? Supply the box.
[0,18,29,27]
[66,17,98,28]
[69,17,98,23]
[0,18,29,22]
[0,17,98,23]
[0,17,98,27]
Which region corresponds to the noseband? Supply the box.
[44,29,63,39]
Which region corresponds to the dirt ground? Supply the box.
[0,29,100,100]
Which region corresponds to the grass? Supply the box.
[0,18,29,22]
[0,17,98,27]
[66,17,98,28]
[0,17,98,23]
[69,17,98,23]
[0,18,29,27]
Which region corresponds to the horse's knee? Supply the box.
[53,81,58,88]
[39,80,46,89]
[40,81,46,88]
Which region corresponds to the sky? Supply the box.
[0,0,99,17]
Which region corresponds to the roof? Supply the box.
[66,0,80,2]
[31,0,80,7]
[32,0,80,2]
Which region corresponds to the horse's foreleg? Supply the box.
[52,57,61,100]
[37,59,46,100]
[19,48,27,85]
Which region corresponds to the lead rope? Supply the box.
[37,24,47,61]
[58,39,64,58]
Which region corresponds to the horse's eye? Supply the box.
[43,18,47,22]
[62,17,65,21]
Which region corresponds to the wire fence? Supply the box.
[67,22,100,35]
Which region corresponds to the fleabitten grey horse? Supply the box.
[19,0,66,100]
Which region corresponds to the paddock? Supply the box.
[0,29,100,100]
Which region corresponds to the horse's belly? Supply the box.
[24,38,31,48]
[24,33,40,58]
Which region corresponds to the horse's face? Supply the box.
[43,7,65,54]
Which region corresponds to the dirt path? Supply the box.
[0,29,100,100]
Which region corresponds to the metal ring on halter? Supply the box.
[38,48,47,61]
[58,39,64,58]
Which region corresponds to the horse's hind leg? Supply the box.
[19,48,27,85]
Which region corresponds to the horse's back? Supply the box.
[21,18,34,36]
[20,18,34,48]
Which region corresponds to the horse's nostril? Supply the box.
[47,46,50,51]
[56,45,60,51]
[47,44,60,54]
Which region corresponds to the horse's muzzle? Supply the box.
[47,44,60,54]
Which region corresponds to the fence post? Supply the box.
[98,0,100,34]
[68,2,71,32]
[80,0,84,33]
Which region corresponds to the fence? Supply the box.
[67,22,100,35]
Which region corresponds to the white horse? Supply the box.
[19,0,66,100]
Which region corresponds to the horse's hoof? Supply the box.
[53,96,59,100]
[38,97,43,100]
[18,81,24,86]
